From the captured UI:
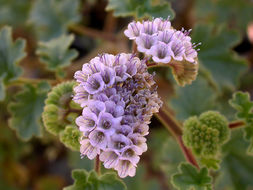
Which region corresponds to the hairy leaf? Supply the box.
[200,157,220,170]
[0,26,26,100]
[171,163,212,190]
[0,0,31,27]
[8,82,50,140]
[36,34,78,76]
[217,130,253,189]
[171,76,217,120]
[60,125,81,151]
[229,91,253,154]
[29,0,80,41]
[106,0,174,19]
[191,24,248,91]
[195,0,253,33]
[64,169,127,190]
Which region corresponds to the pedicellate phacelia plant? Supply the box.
[2,2,252,189]
[71,17,200,178]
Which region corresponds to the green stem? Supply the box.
[8,77,56,86]
[155,106,200,169]
[69,24,116,42]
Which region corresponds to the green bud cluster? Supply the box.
[183,111,230,157]
[42,81,80,136]
[60,125,81,151]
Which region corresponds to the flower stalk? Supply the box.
[155,106,199,169]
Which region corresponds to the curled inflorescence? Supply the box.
[124,17,200,64]
[73,53,162,178]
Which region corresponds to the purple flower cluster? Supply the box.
[73,53,162,178]
[124,18,200,64]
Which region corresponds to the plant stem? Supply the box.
[155,106,200,169]
[69,24,117,42]
[8,77,57,86]
[229,120,245,129]
[95,155,101,175]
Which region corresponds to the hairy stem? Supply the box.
[155,106,199,169]
[69,24,117,42]
[7,77,57,86]
[95,155,101,175]
[229,120,246,129]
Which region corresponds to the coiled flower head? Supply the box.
[73,53,162,178]
[182,111,229,157]
[124,17,200,86]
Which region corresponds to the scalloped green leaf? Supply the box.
[106,0,174,19]
[171,76,217,120]
[36,34,78,76]
[60,125,81,151]
[64,169,127,190]
[29,0,80,41]
[0,0,31,27]
[171,163,212,190]
[195,0,253,32]
[200,157,220,170]
[217,130,253,189]
[229,91,253,155]
[8,82,50,141]
[0,26,26,100]
[191,24,248,91]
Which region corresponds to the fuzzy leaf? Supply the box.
[8,82,50,140]
[171,76,217,120]
[0,0,31,27]
[29,0,80,41]
[0,26,26,100]
[195,0,253,32]
[64,169,127,190]
[191,24,248,91]
[36,34,78,75]
[0,78,5,101]
[200,157,220,170]
[229,91,253,155]
[229,91,253,122]
[106,0,174,19]
[60,125,81,151]
[171,163,212,190]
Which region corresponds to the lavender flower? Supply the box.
[73,53,162,178]
[124,17,199,64]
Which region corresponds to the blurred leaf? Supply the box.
[60,125,81,151]
[0,78,5,101]
[195,0,253,32]
[0,26,26,100]
[229,91,253,154]
[36,34,78,76]
[191,24,248,91]
[171,163,212,190]
[123,164,161,190]
[106,0,174,19]
[216,130,253,190]
[29,0,80,41]
[64,169,127,190]
[8,82,50,140]
[170,76,217,120]
[0,0,31,27]
[67,151,94,171]
[34,175,65,190]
